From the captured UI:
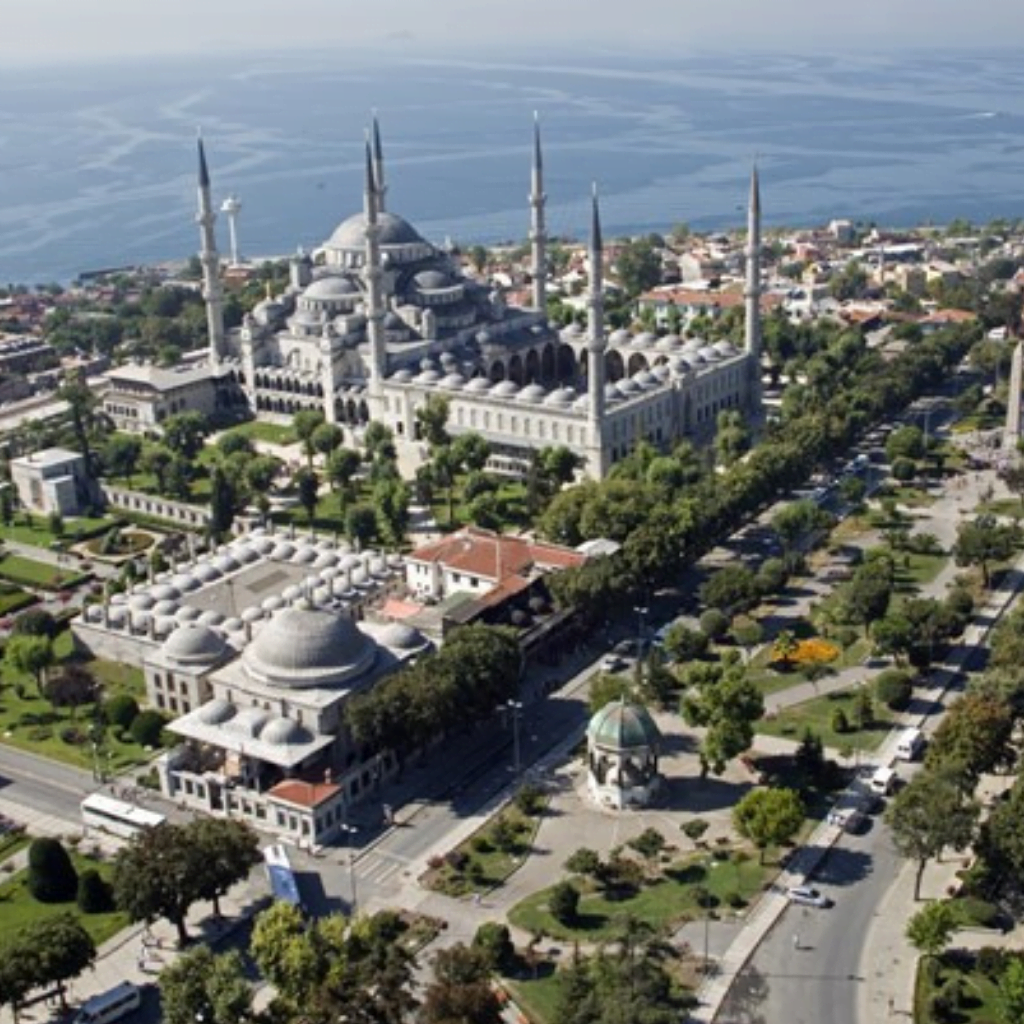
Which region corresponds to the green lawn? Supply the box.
[0,584,38,617]
[915,951,1001,1023]
[0,554,90,591]
[0,515,115,550]
[893,551,947,591]
[756,687,896,753]
[0,851,129,949]
[222,421,298,445]
[508,853,766,941]
[978,497,1024,520]
[504,971,564,1024]
[0,831,30,862]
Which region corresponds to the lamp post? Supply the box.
[633,605,648,656]
[340,822,358,916]
[498,699,524,776]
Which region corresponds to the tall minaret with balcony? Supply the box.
[587,186,608,476]
[196,137,226,367]
[744,165,763,409]
[529,114,547,313]
[363,137,386,413]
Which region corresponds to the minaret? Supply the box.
[1005,339,1024,450]
[196,137,226,366]
[586,185,607,475]
[744,165,763,407]
[529,113,547,313]
[371,113,387,215]
[363,137,387,411]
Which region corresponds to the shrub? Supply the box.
[104,694,139,730]
[940,977,965,1010]
[976,946,1007,978]
[682,819,710,842]
[471,836,493,854]
[27,837,78,903]
[875,669,913,710]
[699,609,730,640]
[513,783,545,817]
[548,881,579,925]
[831,707,850,734]
[490,816,521,855]
[565,848,601,876]
[60,727,87,746]
[12,609,58,638]
[444,850,468,872]
[921,955,941,986]
[628,828,665,859]
[473,922,515,971]
[954,896,1000,928]
[892,456,916,482]
[129,709,166,747]
[947,587,974,618]
[834,627,859,650]
[77,868,114,913]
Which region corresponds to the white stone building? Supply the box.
[10,446,97,516]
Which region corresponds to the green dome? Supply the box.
[587,699,661,751]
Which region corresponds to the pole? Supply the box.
[512,704,521,776]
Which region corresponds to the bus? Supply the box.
[263,843,304,912]
[80,794,166,840]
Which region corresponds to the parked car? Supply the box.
[786,886,833,908]
[601,655,627,673]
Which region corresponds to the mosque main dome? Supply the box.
[325,211,428,253]
[242,605,376,689]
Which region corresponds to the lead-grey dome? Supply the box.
[587,699,661,751]
[304,276,359,300]
[162,624,227,666]
[326,211,426,250]
[261,716,312,746]
[197,698,236,725]
[415,269,453,290]
[380,622,429,652]
[242,606,376,689]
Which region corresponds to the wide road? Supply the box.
[718,818,901,1024]
[0,744,96,818]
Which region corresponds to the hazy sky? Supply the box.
[2,0,1023,64]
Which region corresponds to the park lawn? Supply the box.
[0,584,38,617]
[223,420,298,446]
[507,853,765,942]
[888,485,937,508]
[978,496,1024,520]
[504,970,564,1024]
[756,687,896,753]
[0,554,90,591]
[0,831,30,862]
[0,515,115,550]
[0,851,129,949]
[915,952,1001,1023]
[893,551,947,591]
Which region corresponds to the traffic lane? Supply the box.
[0,744,96,818]
[718,822,900,1024]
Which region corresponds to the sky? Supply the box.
[2,0,1023,65]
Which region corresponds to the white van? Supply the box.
[870,766,897,795]
[895,728,925,762]
[72,983,141,1024]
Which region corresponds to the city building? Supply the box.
[9,446,98,516]
[105,122,766,478]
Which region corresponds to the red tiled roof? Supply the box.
[380,597,424,621]
[407,527,585,584]
[267,780,342,809]
[639,288,782,311]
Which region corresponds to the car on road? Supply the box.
[787,886,832,908]
[601,655,628,673]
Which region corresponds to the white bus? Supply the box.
[263,843,304,911]
[80,794,165,840]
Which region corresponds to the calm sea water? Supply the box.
[1,48,1023,283]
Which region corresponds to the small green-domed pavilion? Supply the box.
[586,698,663,808]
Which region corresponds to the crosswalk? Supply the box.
[355,846,417,891]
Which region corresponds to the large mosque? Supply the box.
[105,121,764,477]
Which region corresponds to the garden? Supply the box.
[0,554,91,592]
[756,685,896,753]
[915,948,1008,1024]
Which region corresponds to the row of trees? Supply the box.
[345,625,521,763]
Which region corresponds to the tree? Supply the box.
[840,562,893,636]
[293,409,326,468]
[886,768,979,900]
[771,629,799,669]
[1000,957,1024,1024]
[162,411,209,462]
[698,608,730,641]
[416,395,451,450]
[112,823,207,946]
[4,634,54,697]
[615,238,661,297]
[159,946,253,1024]
[681,664,764,776]
[905,901,956,958]
[589,673,632,715]
[699,564,760,616]
[251,902,332,1008]
[419,944,502,1024]
[0,939,38,1020]
[663,623,708,663]
[295,467,319,525]
[130,709,166,747]
[44,664,98,718]
[57,370,99,470]
[208,466,236,542]
[954,514,1019,587]
[245,454,281,496]
[452,432,491,474]
[874,669,912,711]
[548,880,580,926]
[188,818,261,917]
[732,788,805,863]
[27,837,78,903]
[140,444,174,495]
[472,922,515,973]
[327,447,362,502]
[565,848,602,877]
[101,435,142,485]
[311,422,344,460]
[885,424,925,463]
[25,914,96,1010]
[346,504,378,548]
[925,692,1014,787]
[77,869,113,913]
[431,445,460,525]
[733,620,764,662]
[714,409,751,468]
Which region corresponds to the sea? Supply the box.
[1,47,1023,285]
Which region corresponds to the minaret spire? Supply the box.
[744,164,763,406]
[529,112,547,313]
[587,184,607,473]
[371,112,386,215]
[363,135,386,406]
[195,135,226,367]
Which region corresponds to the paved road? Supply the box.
[0,744,95,818]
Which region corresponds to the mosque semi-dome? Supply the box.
[162,624,228,666]
[587,699,661,751]
[242,605,376,689]
[303,276,359,301]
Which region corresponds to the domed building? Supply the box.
[103,121,765,479]
[155,600,427,847]
[586,699,663,809]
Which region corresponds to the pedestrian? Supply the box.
[887,997,894,1016]
[793,933,800,951]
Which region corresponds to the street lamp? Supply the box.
[633,605,648,655]
[498,700,524,776]
[340,822,358,916]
